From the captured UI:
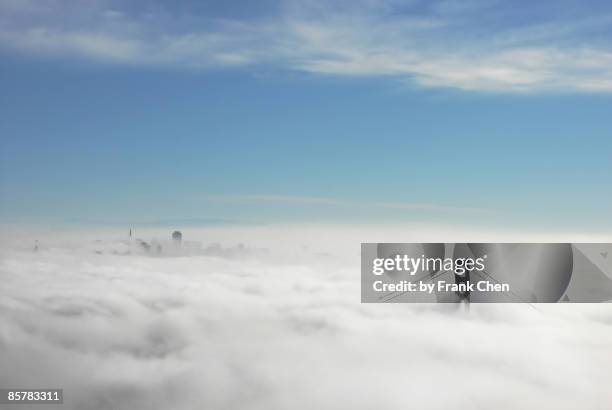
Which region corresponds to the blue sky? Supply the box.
[0,0,611,229]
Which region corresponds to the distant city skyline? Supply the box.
[1,0,611,230]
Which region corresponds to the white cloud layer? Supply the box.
[1,0,612,92]
[1,225,612,409]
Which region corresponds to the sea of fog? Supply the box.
[1,224,611,410]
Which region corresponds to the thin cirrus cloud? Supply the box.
[205,194,497,214]
[1,0,612,92]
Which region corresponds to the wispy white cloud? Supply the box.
[206,194,497,215]
[206,194,347,206]
[1,0,612,92]
[374,201,496,214]
[4,28,143,63]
